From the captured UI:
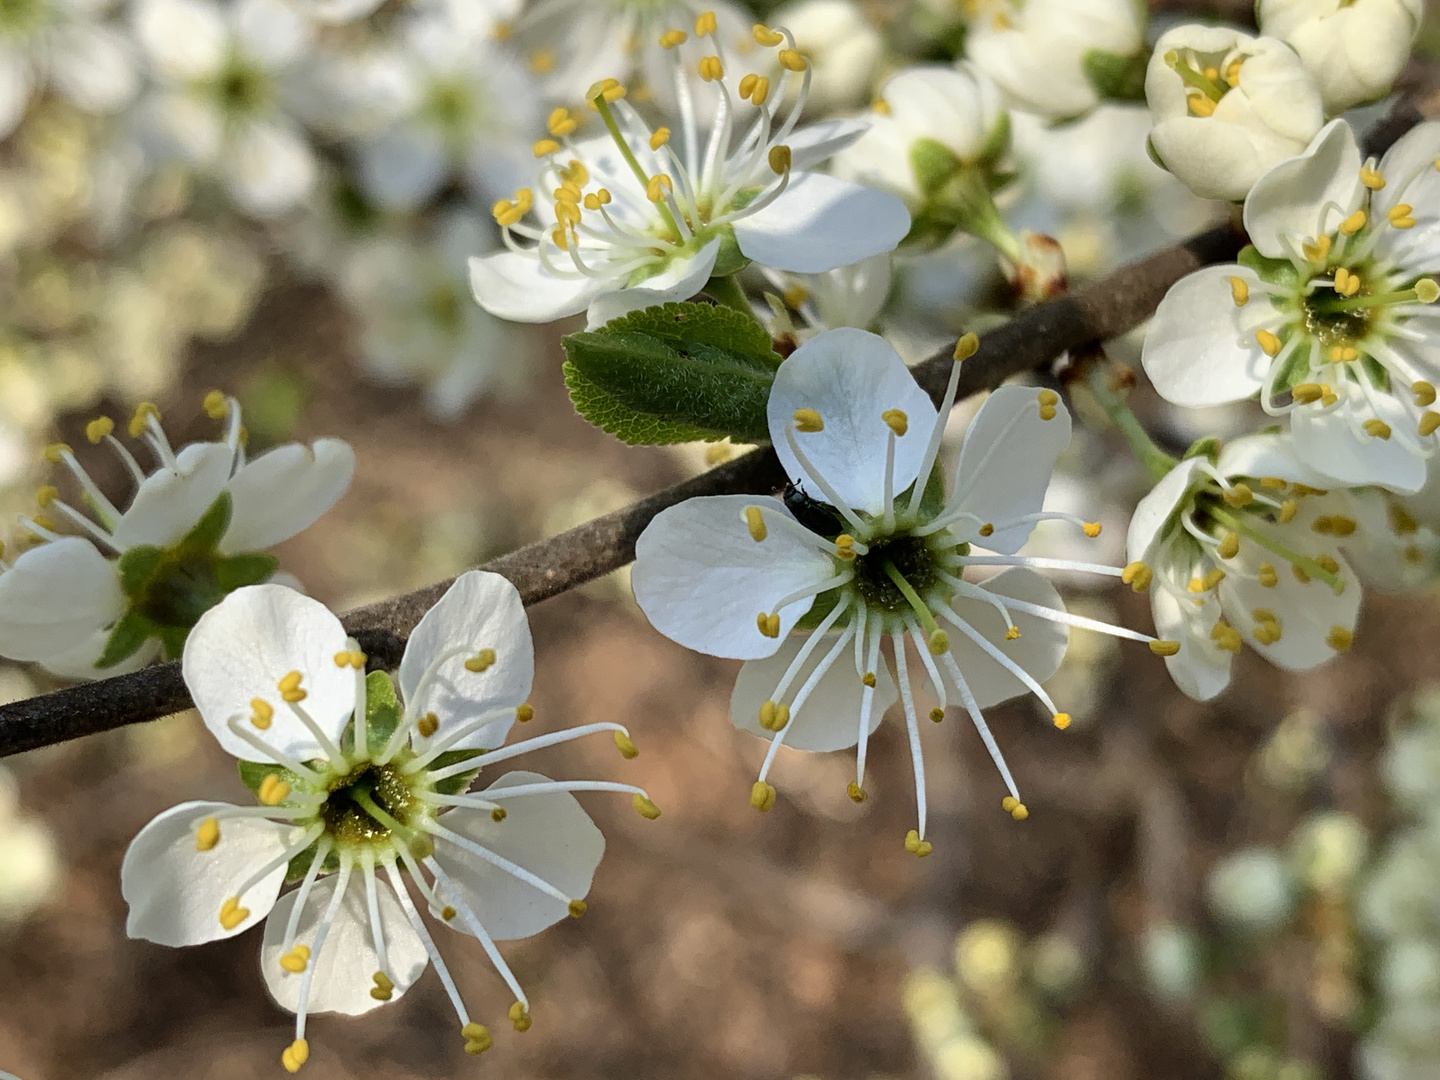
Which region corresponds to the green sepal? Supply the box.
[709,225,751,277]
[1082,47,1148,103]
[1238,244,1300,287]
[1182,436,1221,463]
[430,749,486,796]
[117,546,164,598]
[359,670,402,757]
[561,301,783,445]
[910,137,963,198]
[96,609,160,669]
[178,491,233,554]
[977,111,1011,167]
[157,624,190,661]
[215,553,279,593]
[239,758,306,800]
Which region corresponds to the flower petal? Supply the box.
[950,385,1071,555]
[730,630,897,751]
[356,124,450,212]
[943,567,1067,709]
[1150,588,1232,701]
[46,23,140,114]
[632,494,836,660]
[732,172,910,274]
[111,441,236,550]
[785,117,870,170]
[218,438,355,555]
[121,800,291,946]
[1244,119,1364,260]
[224,118,317,218]
[1127,458,1207,562]
[183,584,355,762]
[584,238,720,329]
[1141,265,1274,407]
[432,770,604,941]
[1290,389,1427,493]
[261,872,429,1016]
[399,570,533,754]
[0,537,124,662]
[768,327,937,516]
[0,46,33,140]
[468,249,604,324]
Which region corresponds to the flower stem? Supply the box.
[1083,365,1178,482]
[705,273,759,321]
[1206,505,1343,594]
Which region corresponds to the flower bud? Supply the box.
[1258,0,1424,114]
[1145,26,1325,202]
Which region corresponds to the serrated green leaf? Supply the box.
[178,491,233,554]
[562,361,729,446]
[215,553,279,593]
[117,546,163,598]
[595,300,782,370]
[96,609,159,669]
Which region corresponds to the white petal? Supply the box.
[944,567,1067,709]
[950,385,1071,555]
[1150,588,1232,701]
[785,117,870,170]
[468,249,604,324]
[399,571,533,753]
[0,47,32,140]
[0,538,124,662]
[1215,431,1328,485]
[632,494,836,660]
[1244,119,1364,260]
[234,0,312,66]
[1290,391,1427,493]
[122,800,291,945]
[111,441,235,550]
[356,125,450,212]
[183,584,356,762]
[732,172,910,274]
[1127,458,1207,562]
[132,0,227,81]
[1141,266,1274,407]
[218,439,354,554]
[730,631,896,751]
[261,873,428,1016]
[46,24,140,114]
[432,770,603,941]
[1374,120,1440,223]
[585,239,720,329]
[768,327,937,516]
[224,119,317,217]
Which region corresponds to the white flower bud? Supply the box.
[770,0,883,111]
[1146,25,1325,202]
[966,0,1145,121]
[1258,0,1424,114]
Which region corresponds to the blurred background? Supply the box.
[3,0,1440,1078]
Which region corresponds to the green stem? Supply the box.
[934,169,1023,263]
[1084,366,1179,482]
[705,273,759,322]
[1207,505,1343,594]
[593,94,683,241]
[881,558,939,636]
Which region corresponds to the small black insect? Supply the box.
[780,481,846,538]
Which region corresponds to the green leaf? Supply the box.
[563,363,722,446]
[96,610,159,669]
[430,749,486,796]
[361,670,402,757]
[117,546,163,598]
[178,491,233,554]
[597,300,781,372]
[1082,47,1148,103]
[215,553,279,592]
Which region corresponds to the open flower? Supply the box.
[1142,119,1440,493]
[0,396,353,679]
[1145,24,1325,202]
[632,328,1166,850]
[1258,0,1423,114]
[468,16,909,329]
[121,572,657,1072]
[1125,434,1361,701]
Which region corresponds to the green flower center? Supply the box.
[319,760,423,846]
[850,533,950,615]
[212,57,274,117]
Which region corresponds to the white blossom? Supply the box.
[1258,0,1424,114]
[0,397,353,679]
[1145,24,1325,202]
[1143,119,1440,492]
[633,328,1166,849]
[121,573,658,1072]
[767,0,882,112]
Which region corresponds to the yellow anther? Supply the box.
[86,416,115,443]
[1302,235,1331,263]
[333,650,365,669]
[977,523,995,537]
[462,1022,494,1055]
[1339,209,1367,236]
[1417,279,1440,304]
[614,730,639,759]
[1222,483,1253,508]
[833,534,856,561]
[528,49,556,74]
[953,332,980,361]
[1360,165,1385,190]
[778,47,807,71]
[1053,713,1072,730]
[219,896,250,931]
[492,200,525,228]
[1224,59,1243,86]
[750,780,777,812]
[1210,620,1243,653]
[554,200,581,227]
[793,407,823,432]
[741,74,770,105]
[128,402,160,438]
[861,672,877,688]
[1334,267,1360,296]
[1216,531,1240,560]
[1229,276,1250,306]
[882,409,909,436]
[756,611,780,638]
[281,1038,309,1073]
[1251,607,1278,624]
[872,98,891,115]
[645,127,672,153]
[490,808,506,823]
[1001,796,1018,813]
[1038,404,1057,421]
[465,648,497,673]
[1009,803,1029,822]
[904,829,934,857]
[31,514,55,531]
[1275,498,1299,524]
[1292,382,1323,404]
[258,775,291,807]
[923,707,941,724]
[42,443,69,464]
[532,138,561,157]
[546,107,576,138]
[1312,515,1357,537]
[568,899,587,919]
[1258,561,1280,585]
[744,505,767,542]
[1363,419,1393,439]
[1293,563,1311,584]
[633,793,662,819]
[417,712,439,738]
[659,28,688,49]
[250,698,274,730]
[646,174,674,202]
[847,781,866,803]
[694,9,717,36]
[1327,625,1354,651]
[1259,477,1287,491]
[739,73,758,99]
[1082,522,1102,538]
[1149,640,1181,657]
[280,945,311,974]
[1121,561,1153,592]
[583,190,612,212]
[1037,388,1060,407]
[1321,389,1338,407]
[1004,626,1020,641]
[35,485,57,508]
[278,670,307,704]
[1389,203,1416,229]
[782,285,809,308]
[753,23,784,46]
[1316,554,1340,574]
[758,700,791,731]
[1255,329,1283,357]
[928,630,949,656]
[1390,504,1420,535]
[196,817,220,851]
[698,55,724,81]
[1186,91,1216,117]
[768,144,791,174]
[1202,567,1226,591]
[492,20,512,39]
[1420,411,1440,437]
[1203,66,1219,81]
